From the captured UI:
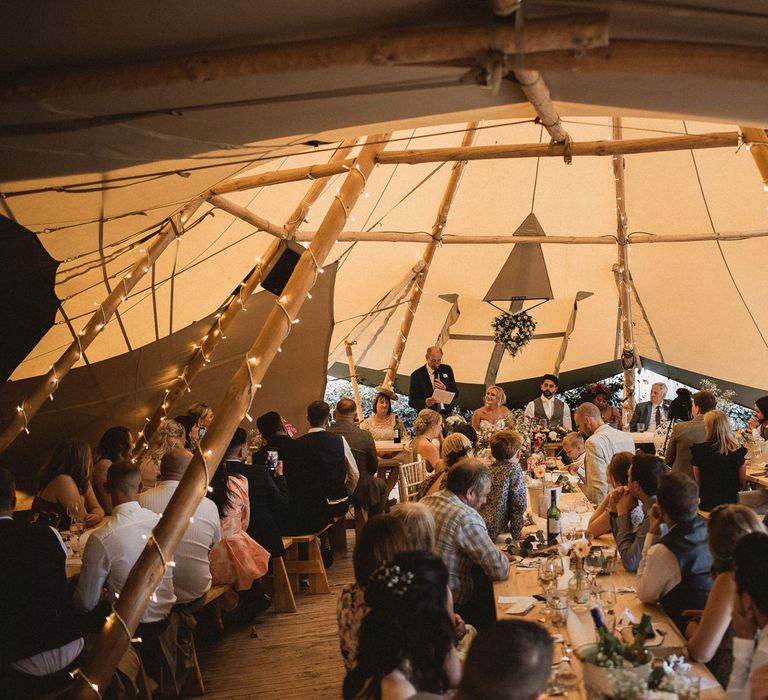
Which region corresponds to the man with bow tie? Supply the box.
[408,346,460,416]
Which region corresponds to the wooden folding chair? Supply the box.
[397,457,427,502]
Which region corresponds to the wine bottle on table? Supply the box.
[547,489,561,545]
[393,422,401,444]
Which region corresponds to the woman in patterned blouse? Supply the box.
[479,430,527,541]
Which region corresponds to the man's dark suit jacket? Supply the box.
[629,399,671,431]
[230,459,289,557]
[330,421,387,515]
[408,364,459,413]
[0,518,84,665]
[281,430,347,535]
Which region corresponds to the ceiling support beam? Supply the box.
[0,198,204,456]
[382,123,479,393]
[513,69,571,145]
[741,127,768,191]
[1,15,608,102]
[70,133,389,700]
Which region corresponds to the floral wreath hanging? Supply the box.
[492,309,537,358]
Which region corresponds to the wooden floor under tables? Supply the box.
[197,531,353,699]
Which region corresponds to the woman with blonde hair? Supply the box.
[472,385,509,433]
[417,432,472,500]
[691,410,747,511]
[684,504,766,686]
[411,409,442,473]
[139,418,185,489]
[391,502,436,551]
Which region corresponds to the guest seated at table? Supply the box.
[591,384,621,428]
[1,468,101,699]
[562,431,586,478]
[685,505,766,687]
[668,387,694,423]
[747,395,768,440]
[574,402,634,506]
[471,385,510,434]
[455,619,552,700]
[452,422,478,450]
[418,432,472,500]
[480,430,527,541]
[727,531,768,699]
[359,389,407,442]
[630,382,670,432]
[610,453,667,572]
[186,401,214,433]
[332,398,388,517]
[31,439,104,530]
[391,502,436,551]
[692,410,747,512]
[92,425,134,514]
[139,448,221,604]
[637,473,713,631]
[422,459,510,628]
[337,515,409,671]
[208,459,270,591]
[525,374,572,430]
[139,418,185,490]
[75,461,176,622]
[252,411,295,466]
[665,390,716,479]
[587,451,637,538]
[175,413,201,452]
[411,408,443,474]
[343,550,461,700]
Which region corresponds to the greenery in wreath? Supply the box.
[492,309,536,358]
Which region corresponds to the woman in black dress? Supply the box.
[691,410,747,512]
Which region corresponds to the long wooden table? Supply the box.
[493,493,725,699]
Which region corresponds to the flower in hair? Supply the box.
[371,564,415,596]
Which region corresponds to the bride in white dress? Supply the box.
[472,385,510,436]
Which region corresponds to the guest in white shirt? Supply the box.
[524,374,572,430]
[574,402,634,505]
[728,531,768,700]
[139,448,221,604]
[76,461,176,622]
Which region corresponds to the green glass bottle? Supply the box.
[547,489,561,545]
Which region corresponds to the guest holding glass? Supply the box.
[684,504,766,687]
[31,440,104,530]
[359,389,407,442]
[471,385,509,434]
[691,410,747,512]
[411,409,442,473]
[586,451,639,539]
[748,395,768,440]
[479,430,527,541]
[591,384,621,428]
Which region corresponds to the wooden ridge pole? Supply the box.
[0,199,203,456]
[741,127,768,191]
[2,15,608,102]
[344,342,365,421]
[376,131,739,165]
[135,139,358,454]
[208,195,288,238]
[295,229,768,244]
[204,132,740,197]
[69,133,388,700]
[382,123,478,392]
[612,117,638,425]
[512,69,571,145]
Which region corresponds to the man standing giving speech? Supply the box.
[409,346,459,415]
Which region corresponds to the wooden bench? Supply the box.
[272,537,297,613]
[190,583,238,637]
[281,524,333,596]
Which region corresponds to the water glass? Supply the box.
[596,582,617,611]
[546,589,569,626]
[684,675,701,700]
[584,548,605,579]
[637,422,646,432]
[602,545,618,574]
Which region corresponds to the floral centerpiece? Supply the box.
[476,408,532,453]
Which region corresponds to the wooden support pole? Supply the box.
[206,132,740,197]
[376,131,739,165]
[2,15,608,102]
[294,229,768,245]
[741,127,768,191]
[512,69,571,145]
[612,117,638,425]
[344,342,364,421]
[135,139,358,453]
[208,195,288,238]
[69,133,389,700]
[490,0,520,16]
[382,123,478,392]
[0,198,203,456]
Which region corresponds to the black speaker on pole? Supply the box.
[260,239,306,296]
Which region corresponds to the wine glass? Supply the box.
[68,502,85,557]
[584,547,605,582]
[538,558,559,591]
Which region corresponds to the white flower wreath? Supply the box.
[492,309,537,357]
